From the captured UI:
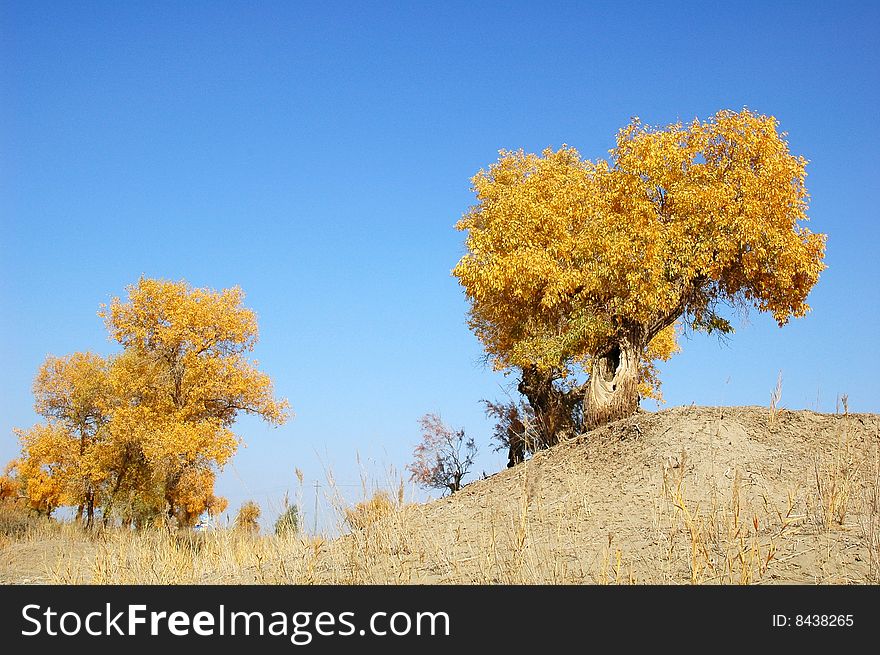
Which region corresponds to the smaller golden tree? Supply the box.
[13,353,112,524]
[7,277,290,527]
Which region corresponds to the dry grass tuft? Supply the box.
[234,501,261,533]
[344,490,397,532]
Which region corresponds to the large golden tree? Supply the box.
[454,109,826,438]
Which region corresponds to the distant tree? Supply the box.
[274,503,300,536]
[407,414,477,494]
[454,109,826,440]
[7,277,290,527]
[235,500,261,533]
[170,468,228,528]
[204,494,229,520]
[101,277,289,523]
[0,464,19,502]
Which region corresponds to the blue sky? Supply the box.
[2,1,878,531]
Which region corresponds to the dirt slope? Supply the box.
[389,406,880,583]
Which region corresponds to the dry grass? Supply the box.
[234,500,262,533]
[768,371,783,430]
[657,455,777,584]
[343,489,399,532]
[862,440,880,581]
[1,406,878,585]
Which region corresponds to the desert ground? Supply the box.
[2,405,878,584]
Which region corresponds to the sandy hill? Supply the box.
[382,406,880,584]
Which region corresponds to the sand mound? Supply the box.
[391,406,880,583]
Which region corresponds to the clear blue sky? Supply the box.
[2,1,878,531]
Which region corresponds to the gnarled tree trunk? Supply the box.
[585,338,640,430]
[516,366,581,457]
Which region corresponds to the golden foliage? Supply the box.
[639,324,681,402]
[14,423,79,514]
[101,277,289,428]
[13,353,115,516]
[206,494,229,518]
[9,278,290,526]
[0,473,16,502]
[33,352,113,429]
[172,468,226,527]
[453,109,826,389]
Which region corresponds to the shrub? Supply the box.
[234,500,261,533]
[275,504,300,536]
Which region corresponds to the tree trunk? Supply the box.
[103,452,132,527]
[85,491,95,528]
[585,339,640,430]
[517,366,580,451]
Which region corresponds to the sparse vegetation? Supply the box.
[483,399,539,468]
[768,371,784,430]
[2,406,877,585]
